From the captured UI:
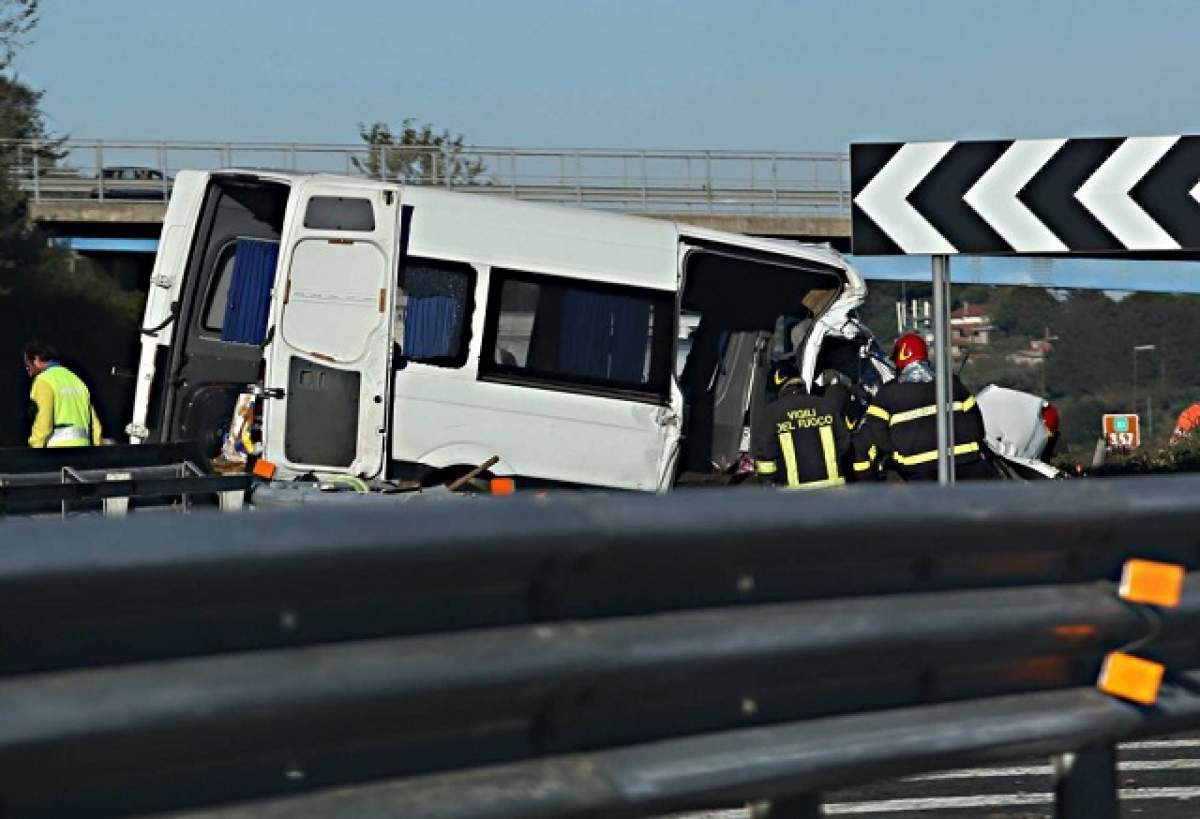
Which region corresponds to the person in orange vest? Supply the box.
[22,341,103,448]
[1170,402,1200,444]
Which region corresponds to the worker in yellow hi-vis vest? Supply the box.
[22,341,103,448]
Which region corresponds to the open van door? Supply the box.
[262,181,399,478]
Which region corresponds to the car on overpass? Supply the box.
[90,166,171,200]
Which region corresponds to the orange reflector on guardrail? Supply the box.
[490,477,516,496]
[1098,651,1164,705]
[1119,559,1184,608]
[252,459,277,480]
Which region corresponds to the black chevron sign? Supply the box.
[851,136,1200,256]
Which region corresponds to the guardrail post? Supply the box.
[443,145,452,189]
[839,154,849,212]
[753,793,822,818]
[705,150,713,213]
[95,142,104,201]
[575,152,582,205]
[159,143,168,200]
[772,152,779,214]
[1053,744,1119,819]
[31,141,40,201]
[641,150,648,211]
[750,154,757,214]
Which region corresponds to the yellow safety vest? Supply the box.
[33,365,96,448]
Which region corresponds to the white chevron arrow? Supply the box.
[1076,136,1181,250]
[963,139,1069,253]
[854,142,957,254]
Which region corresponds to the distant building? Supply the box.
[950,303,993,359]
[1006,336,1055,367]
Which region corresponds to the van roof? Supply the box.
[214,169,858,291]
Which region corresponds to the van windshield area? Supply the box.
[676,248,842,480]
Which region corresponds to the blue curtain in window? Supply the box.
[402,265,468,360]
[405,295,458,358]
[222,239,279,344]
[608,294,651,382]
[559,291,650,382]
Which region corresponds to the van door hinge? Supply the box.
[654,406,680,427]
[152,274,173,289]
[248,384,286,400]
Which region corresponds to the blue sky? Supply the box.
[17,0,1200,293]
[15,0,1200,150]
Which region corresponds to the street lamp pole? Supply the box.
[1133,344,1156,422]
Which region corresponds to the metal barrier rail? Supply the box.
[0,138,852,215]
[1,476,1198,817]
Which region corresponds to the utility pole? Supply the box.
[1132,344,1156,418]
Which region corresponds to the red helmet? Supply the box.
[891,332,929,370]
[1041,402,1060,436]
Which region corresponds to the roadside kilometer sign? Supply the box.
[1103,414,1141,449]
[850,136,1200,256]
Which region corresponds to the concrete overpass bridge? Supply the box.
[10,139,852,255]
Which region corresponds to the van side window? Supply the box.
[303,196,375,231]
[201,238,280,343]
[395,258,475,367]
[481,269,673,400]
[201,243,238,332]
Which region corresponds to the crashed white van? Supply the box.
[128,170,1054,490]
[128,170,870,491]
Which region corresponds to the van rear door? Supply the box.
[129,170,210,442]
[262,181,399,478]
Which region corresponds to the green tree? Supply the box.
[0,1,144,444]
[0,0,37,71]
[352,119,486,185]
[989,286,1058,339]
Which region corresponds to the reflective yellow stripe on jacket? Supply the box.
[776,428,845,489]
[891,441,981,466]
[889,396,976,426]
[785,476,846,490]
[853,444,877,474]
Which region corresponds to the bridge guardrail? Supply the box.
[1,476,1196,817]
[1,138,852,216]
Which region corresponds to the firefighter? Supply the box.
[753,359,854,489]
[854,332,991,481]
[22,341,103,448]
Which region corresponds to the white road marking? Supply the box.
[1123,739,1200,750]
[909,758,1200,781]
[825,787,1200,815]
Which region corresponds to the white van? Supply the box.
[128,170,875,491]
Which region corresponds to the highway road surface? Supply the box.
[672,732,1200,818]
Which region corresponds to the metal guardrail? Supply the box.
[1,138,852,216]
[1,476,1198,817]
[0,442,249,516]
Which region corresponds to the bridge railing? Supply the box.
[0,138,852,216]
[1,476,1199,817]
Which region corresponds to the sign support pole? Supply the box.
[932,254,954,485]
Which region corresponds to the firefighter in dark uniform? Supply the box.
[854,332,992,481]
[753,360,855,489]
